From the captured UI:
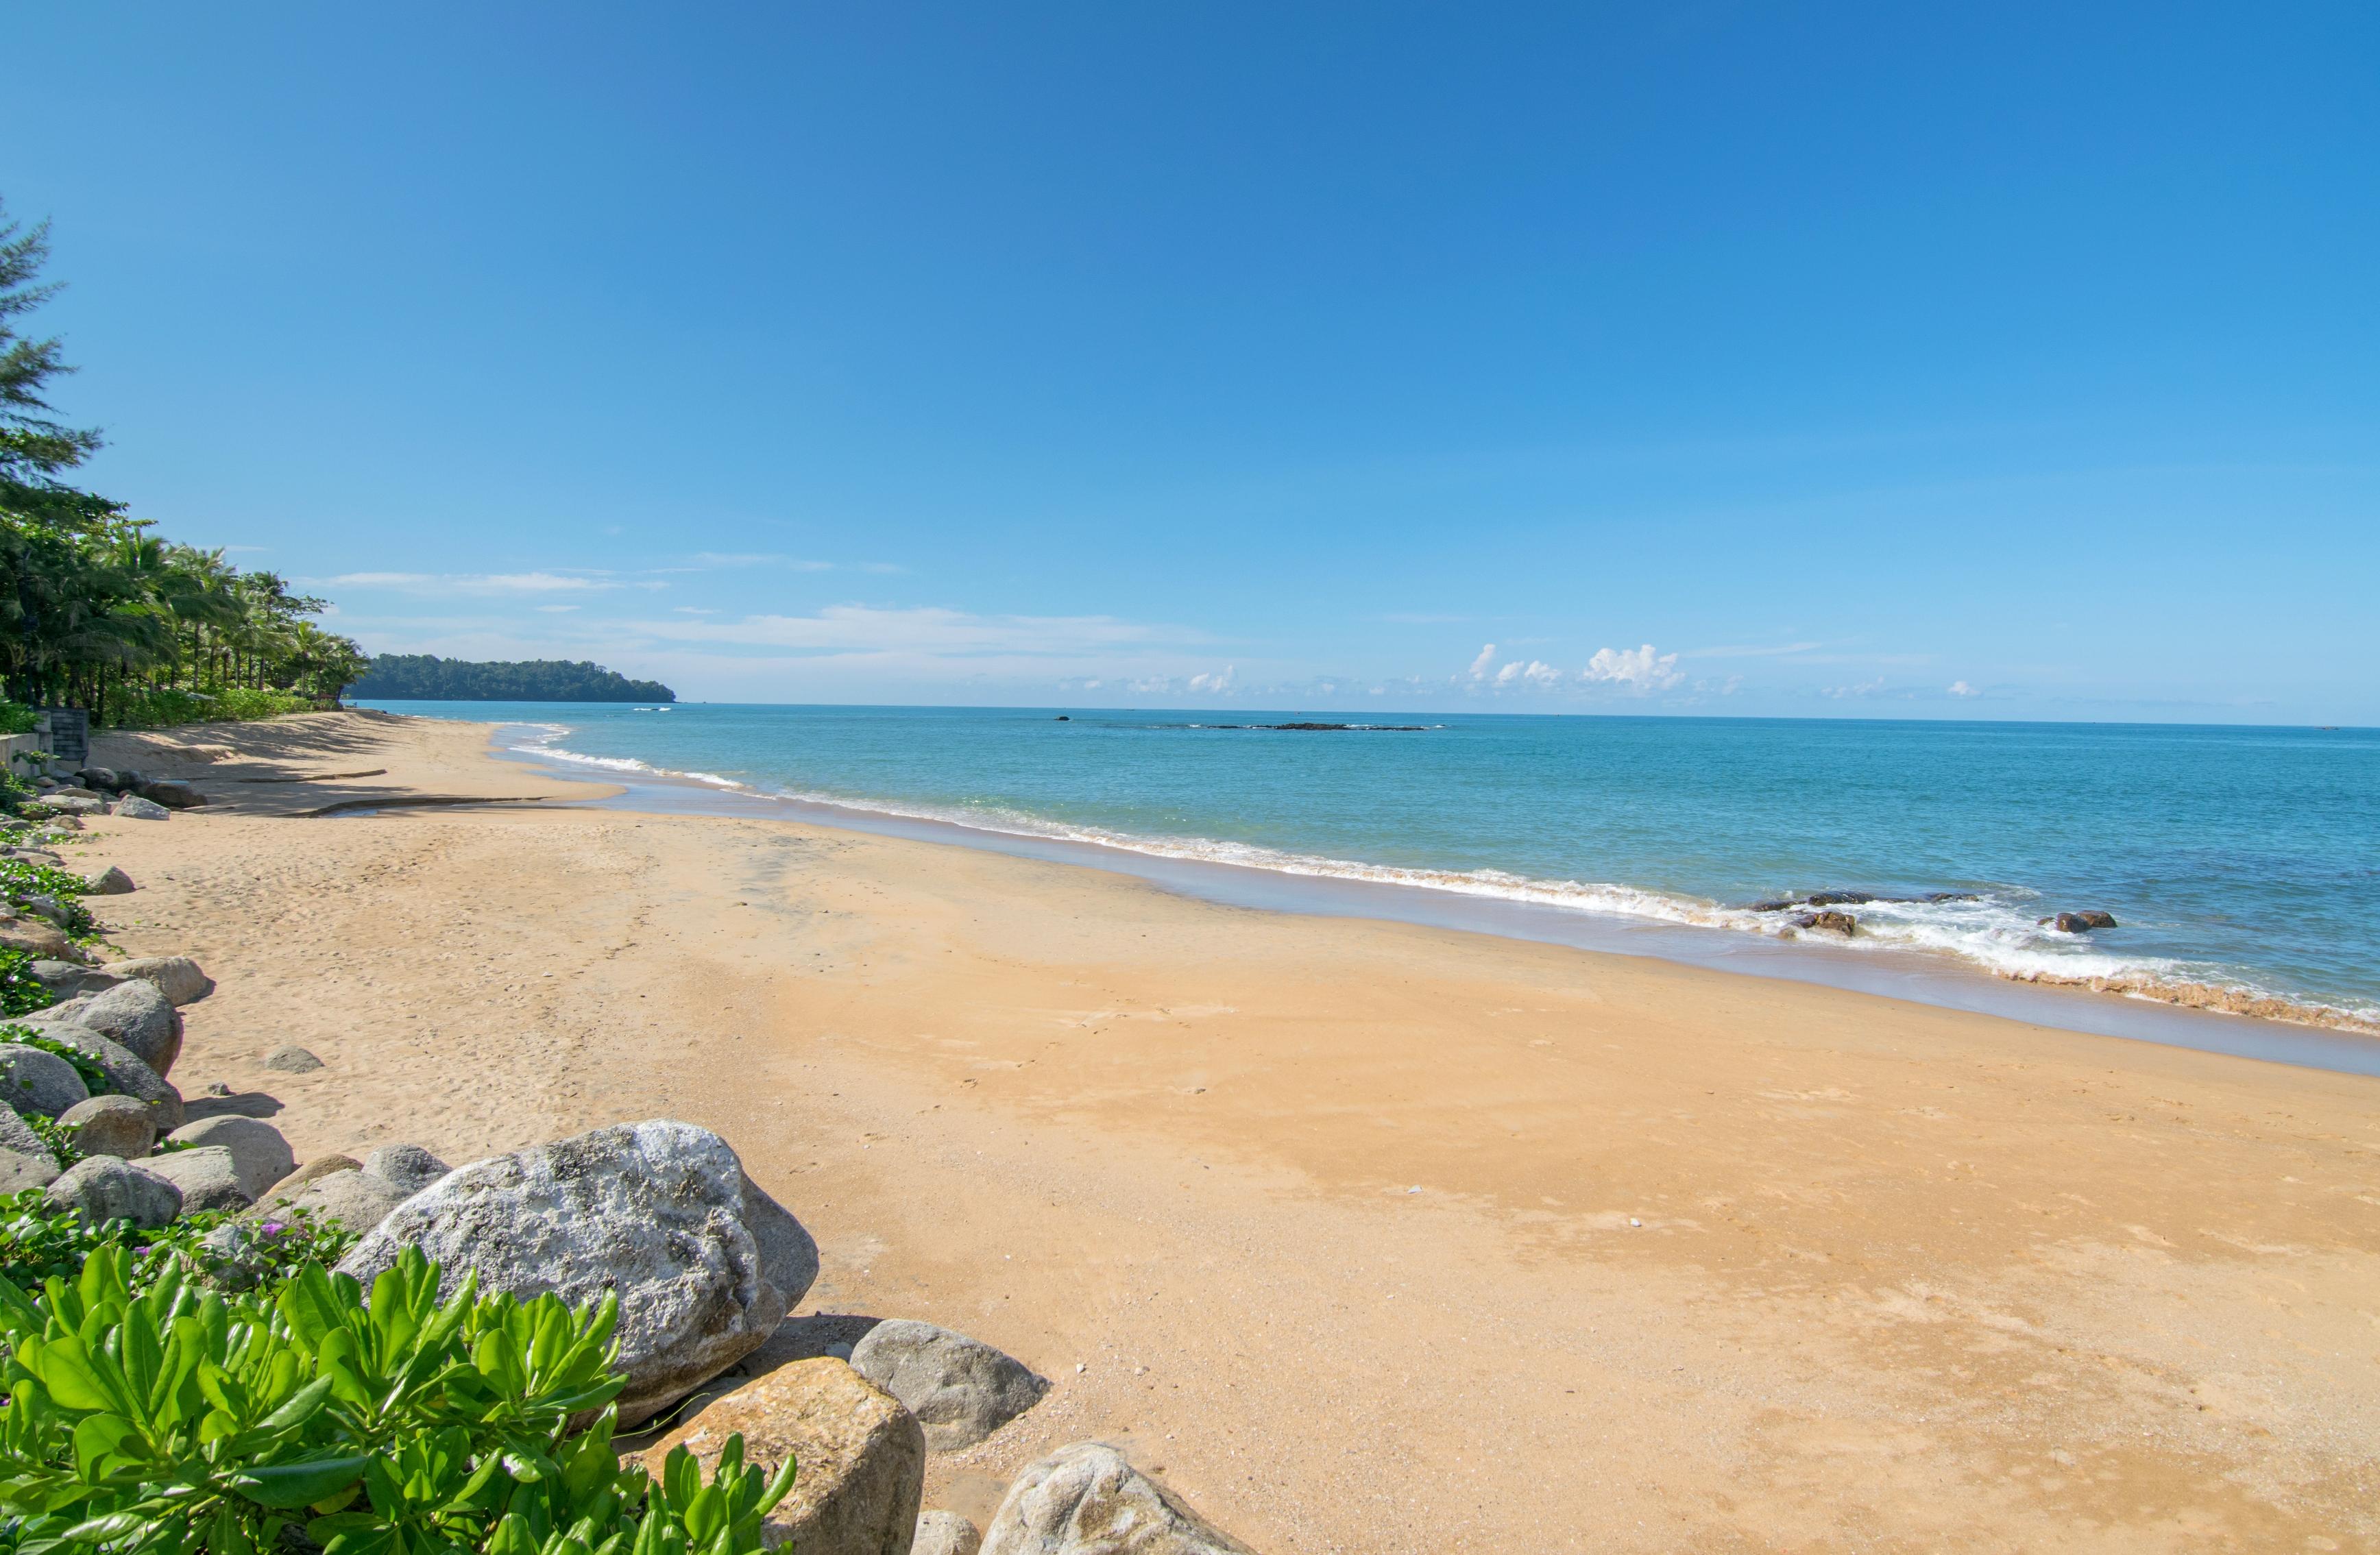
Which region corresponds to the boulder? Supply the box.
[264,1044,324,1073]
[336,1121,816,1423]
[104,956,215,1006]
[250,1166,407,1236]
[84,866,136,896]
[980,1445,1256,1555]
[0,1103,54,1162]
[65,979,182,1077]
[42,794,106,817]
[2045,910,2119,933]
[363,1142,451,1196]
[165,1116,294,1199]
[1792,910,1858,936]
[73,768,118,792]
[259,1153,364,1199]
[0,917,80,960]
[30,1025,184,1131]
[915,1513,984,1555]
[0,1149,61,1192]
[112,770,147,794]
[0,1044,90,1118]
[139,780,206,810]
[849,1321,1052,1452]
[45,1155,182,1228]
[635,1358,925,1555]
[1805,891,1874,907]
[60,1094,157,1160]
[141,1145,252,1212]
[111,795,169,821]
[29,960,119,1000]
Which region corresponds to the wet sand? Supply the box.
[71,711,2380,1553]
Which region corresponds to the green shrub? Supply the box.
[0,1189,354,1297]
[0,703,33,737]
[0,859,97,942]
[0,951,56,1018]
[0,1247,793,1555]
[104,687,312,731]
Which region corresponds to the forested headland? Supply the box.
[0,198,370,731]
[350,655,677,702]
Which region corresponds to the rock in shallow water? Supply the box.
[336,1121,818,1423]
[849,1319,1051,1451]
[981,1444,1257,1555]
[635,1358,925,1555]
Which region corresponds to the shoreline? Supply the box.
[476,717,2380,1077]
[67,711,2380,1551]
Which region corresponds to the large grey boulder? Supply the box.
[29,960,119,1001]
[165,1116,293,1199]
[635,1358,925,1555]
[916,1513,985,1555]
[84,866,136,896]
[140,780,206,810]
[141,1145,252,1212]
[104,956,215,1007]
[981,1445,1257,1555]
[254,1166,409,1236]
[29,1025,184,1131]
[0,1044,90,1118]
[60,1094,157,1160]
[65,979,182,1077]
[336,1121,817,1423]
[850,1321,1052,1452]
[110,795,169,821]
[0,1149,61,1192]
[362,1142,450,1196]
[45,1155,182,1228]
[0,1103,53,1162]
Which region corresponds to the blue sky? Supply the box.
[9,3,2377,719]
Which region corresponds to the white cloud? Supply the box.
[1495,659,1561,687]
[1947,680,1979,697]
[1187,665,1237,694]
[1823,677,1889,699]
[321,570,622,595]
[1582,644,1684,692]
[1468,644,1498,679]
[535,604,579,613]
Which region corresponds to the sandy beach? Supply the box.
[61,711,2380,1553]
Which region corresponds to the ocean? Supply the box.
[362,702,2380,1042]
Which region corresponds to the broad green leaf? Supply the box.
[230,1454,374,1509]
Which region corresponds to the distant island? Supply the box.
[349,654,677,702]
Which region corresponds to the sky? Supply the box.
[8,3,2377,720]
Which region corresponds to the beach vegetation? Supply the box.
[0,951,56,1018]
[0,198,371,726]
[0,858,98,941]
[0,1243,792,1555]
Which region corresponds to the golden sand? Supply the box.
[66,711,2380,1553]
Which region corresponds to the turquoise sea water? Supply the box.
[363,702,2380,1031]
